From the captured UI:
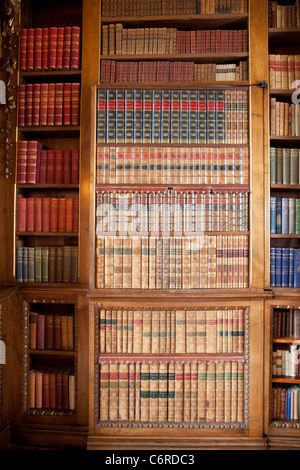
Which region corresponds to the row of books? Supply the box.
[96,191,249,234]
[17,142,79,185]
[272,345,300,378]
[270,147,300,185]
[272,385,300,421]
[18,82,80,128]
[96,146,249,185]
[29,312,74,351]
[19,26,81,72]
[270,247,300,288]
[95,234,249,289]
[102,24,248,55]
[100,60,249,84]
[97,88,249,144]
[269,55,300,90]
[101,0,248,16]
[16,245,78,284]
[99,360,245,424]
[273,309,300,339]
[99,308,245,354]
[270,98,300,137]
[268,1,300,28]
[29,365,75,411]
[17,197,79,233]
[270,197,300,234]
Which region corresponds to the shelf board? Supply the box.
[28,349,75,356]
[99,80,250,88]
[273,338,300,344]
[270,136,300,144]
[101,13,248,28]
[95,183,250,193]
[269,27,300,43]
[17,184,79,189]
[272,376,300,384]
[100,52,249,64]
[96,231,250,237]
[16,232,78,237]
[18,126,81,138]
[270,88,297,98]
[271,234,300,238]
[271,184,300,190]
[19,70,81,83]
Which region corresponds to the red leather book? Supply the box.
[71,83,80,125]
[41,27,49,70]
[18,84,26,127]
[34,27,43,71]
[41,197,50,232]
[63,150,71,183]
[49,198,58,232]
[29,312,37,349]
[56,27,64,70]
[58,197,66,232]
[54,150,63,183]
[34,197,42,232]
[46,150,55,183]
[17,197,26,232]
[63,82,72,126]
[55,367,65,409]
[45,314,54,350]
[35,370,43,408]
[36,314,45,349]
[72,197,79,232]
[39,150,47,184]
[47,83,55,126]
[49,27,58,70]
[63,26,71,70]
[26,28,34,71]
[26,140,40,183]
[49,368,57,409]
[65,198,74,232]
[25,84,33,127]
[40,83,48,126]
[62,367,73,409]
[54,314,62,350]
[70,26,81,70]
[17,141,28,183]
[26,197,35,232]
[19,28,27,71]
[54,83,63,126]
[32,83,41,126]
[71,149,79,183]
[42,368,50,408]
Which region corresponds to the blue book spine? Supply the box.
[16,246,23,282]
[196,1,201,14]
[294,248,300,287]
[276,197,282,233]
[289,248,294,287]
[270,196,276,234]
[270,246,276,287]
[282,247,289,287]
[275,247,282,287]
[281,197,289,234]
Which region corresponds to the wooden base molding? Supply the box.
[267,436,300,451]
[10,424,88,450]
[87,436,268,451]
[0,425,10,450]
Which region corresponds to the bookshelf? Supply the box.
[86,0,270,451]
[265,0,300,448]
[16,3,82,287]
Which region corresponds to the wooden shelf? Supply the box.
[16,232,79,237]
[28,349,75,356]
[272,376,300,384]
[101,13,248,28]
[100,52,249,64]
[17,184,79,190]
[273,338,300,344]
[19,70,81,83]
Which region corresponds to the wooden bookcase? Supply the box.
[3,0,300,451]
[264,0,300,449]
[86,0,270,450]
